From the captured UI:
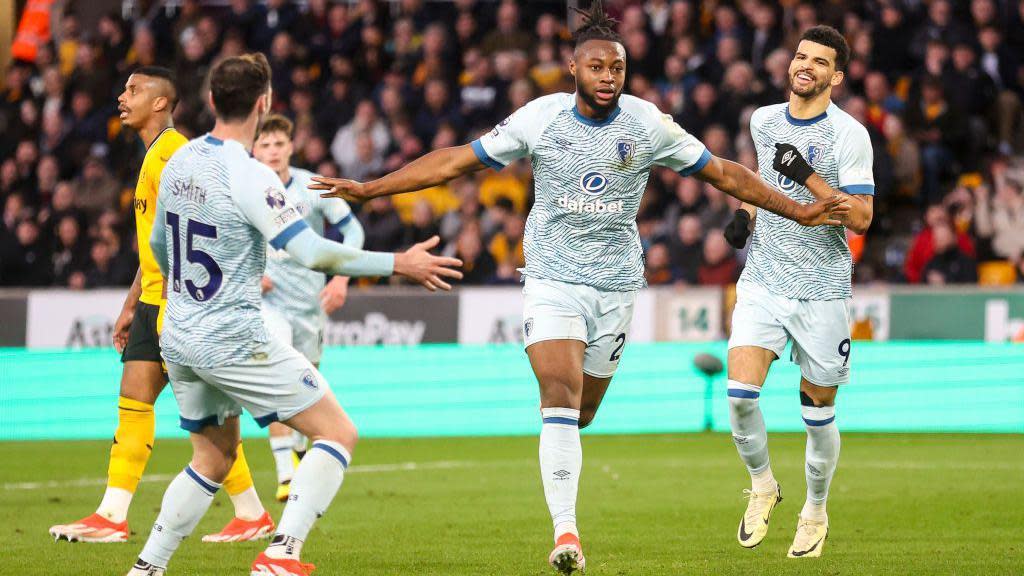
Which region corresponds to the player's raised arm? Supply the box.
[646,105,846,228]
[237,168,462,290]
[772,142,873,234]
[310,144,486,203]
[693,155,849,227]
[280,226,463,291]
[314,96,540,203]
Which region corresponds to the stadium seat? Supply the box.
[977,260,1017,286]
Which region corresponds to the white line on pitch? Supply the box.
[2,460,490,491]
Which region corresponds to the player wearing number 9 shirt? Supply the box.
[309,3,847,573]
[722,26,875,559]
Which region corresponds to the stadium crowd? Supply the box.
[1,0,1024,289]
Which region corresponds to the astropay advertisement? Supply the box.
[26,289,125,348]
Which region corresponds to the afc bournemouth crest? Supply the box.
[301,369,318,390]
[616,138,635,163]
[807,143,825,167]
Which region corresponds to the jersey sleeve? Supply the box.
[471,99,549,170]
[836,124,875,195]
[748,106,767,146]
[319,194,353,227]
[233,163,311,248]
[649,111,711,176]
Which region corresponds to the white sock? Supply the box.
[229,486,265,521]
[270,435,296,484]
[274,440,350,545]
[291,430,309,453]
[266,534,304,561]
[539,407,582,540]
[728,380,775,492]
[802,404,840,522]
[96,486,134,523]
[139,466,220,569]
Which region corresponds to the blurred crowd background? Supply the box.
[2,0,1024,290]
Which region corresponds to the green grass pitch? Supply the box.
[1,433,1021,575]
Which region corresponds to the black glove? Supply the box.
[723,209,751,249]
[773,143,814,185]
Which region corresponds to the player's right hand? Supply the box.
[723,209,752,249]
[797,195,850,227]
[113,307,134,353]
[261,276,274,294]
[309,176,371,203]
[393,236,464,291]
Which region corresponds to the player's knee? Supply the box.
[192,451,235,483]
[538,375,581,407]
[315,416,358,450]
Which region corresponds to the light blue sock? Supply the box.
[139,466,220,569]
[274,440,350,551]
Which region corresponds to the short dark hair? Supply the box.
[572,0,623,48]
[209,53,271,122]
[257,113,294,139]
[800,25,850,71]
[132,66,178,109]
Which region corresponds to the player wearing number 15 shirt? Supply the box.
[126,54,460,576]
[309,3,846,572]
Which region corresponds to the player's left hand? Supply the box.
[320,276,349,315]
[773,143,814,185]
[796,195,850,227]
[113,306,135,353]
[309,176,371,203]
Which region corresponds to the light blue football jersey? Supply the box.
[154,135,308,368]
[263,167,358,316]
[744,102,875,300]
[472,93,710,291]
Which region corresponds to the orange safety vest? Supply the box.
[11,0,54,62]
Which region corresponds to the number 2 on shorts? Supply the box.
[609,333,626,362]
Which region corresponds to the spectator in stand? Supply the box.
[404,200,441,247]
[453,222,496,285]
[73,157,121,224]
[82,238,124,287]
[906,76,966,206]
[3,0,1024,289]
[481,0,532,56]
[1,219,50,286]
[698,233,740,286]
[905,205,977,283]
[923,223,978,285]
[50,215,88,286]
[974,170,1024,263]
[698,184,734,232]
[488,212,525,271]
[360,196,405,254]
[645,243,674,285]
[668,215,703,285]
[331,99,390,177]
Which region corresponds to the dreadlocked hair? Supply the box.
[572,0,623,47]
